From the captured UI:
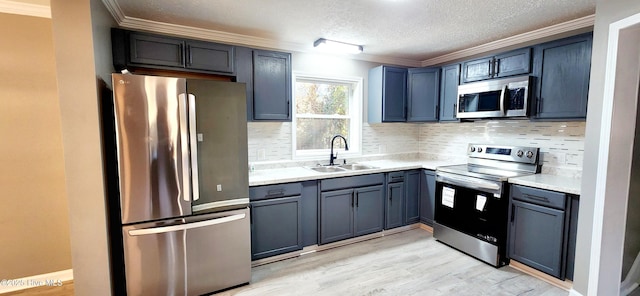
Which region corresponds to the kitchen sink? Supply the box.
[338,164,378,170]
[306,163,378,173]
[308,166,347,173]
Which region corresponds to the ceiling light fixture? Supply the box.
[313,38,363,54]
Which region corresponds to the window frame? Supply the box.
[291,72,363,160]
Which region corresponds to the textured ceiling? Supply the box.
[114,0,595,62]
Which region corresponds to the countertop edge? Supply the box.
[249,160,582,195]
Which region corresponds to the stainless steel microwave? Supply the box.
[457,75,533,119]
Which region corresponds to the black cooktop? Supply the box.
[436,164,536,182]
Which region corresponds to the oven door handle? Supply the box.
[436,172,502,195]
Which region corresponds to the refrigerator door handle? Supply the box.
[128,213,246,236]
[188,94,200,201]
[178,93,191,202]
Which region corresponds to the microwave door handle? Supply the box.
[499,85,508,115]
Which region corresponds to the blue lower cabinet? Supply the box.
[354,185,385,237]
[320,185,385,244]
[404,170,421,224]
[250,195,303,260]
[320,189,355,244]
[386,182,405,229]
[419,170,436,226]
[507,184,577,279]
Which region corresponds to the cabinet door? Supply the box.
[252,50,292,121]
[385,182,405,229]
[250,196,302,260]
[186,40,234,73]
[382,67,408,122]
[508,200,565,278]
[533,33,592,119]
[320,189,354,244]
[354,185,385,237]
[404,170,421,224]
[420,170,436,226]
[129,32,185,68]
[439,64,460,122]
[407,68,439,122]
[494,48,531,78]
[461,57,493,83]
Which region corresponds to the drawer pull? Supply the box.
[266,189,285,197]
[523,194,549,203]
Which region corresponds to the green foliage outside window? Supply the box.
[295,80,352,150]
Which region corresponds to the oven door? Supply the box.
[434,172,510,266]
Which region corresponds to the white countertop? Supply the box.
[249,159,582,195]
[508,174,582,195]
[248,159,459,186]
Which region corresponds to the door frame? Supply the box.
[582,12,640,296]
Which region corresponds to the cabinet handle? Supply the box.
[510,204,515,223]
[494,59,500,75]
[266,189,285,198]
[537,97,542,115]
[287,100,290,118]
[249,205,253,225]
[489,58,495,77]
[355,192,359,207]
[351,192,355,208]
[187,45,192,66]
[453,104,457,117]
[523,194,550,203]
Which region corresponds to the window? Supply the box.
[292,73,362,159]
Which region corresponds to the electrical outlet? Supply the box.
[257,149,266,160]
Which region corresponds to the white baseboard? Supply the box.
[0,269,73,293]
[568,288,583,296]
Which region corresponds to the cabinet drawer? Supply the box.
[387,171,405,183]
[250,183,302,201]
[511,185,566,210]
[321,174,384,192]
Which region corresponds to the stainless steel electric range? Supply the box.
[434,143,541,267]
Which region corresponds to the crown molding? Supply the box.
[0,0,50,18]
[100,0,592,69]
[102,0,420,67]
[421,14,595,67]
[101,0,124,23]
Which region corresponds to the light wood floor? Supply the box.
[4,229,570,296]
[218,229,569,296]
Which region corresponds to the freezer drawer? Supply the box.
[122,208,251,296]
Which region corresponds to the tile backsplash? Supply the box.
[419,120,585,177]
[247,120,585,177]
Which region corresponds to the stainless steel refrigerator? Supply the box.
[111,73,251,295]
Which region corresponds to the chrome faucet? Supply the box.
[329,135,349,166]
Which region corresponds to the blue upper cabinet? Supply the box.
[185,40,234,73]
[252,50,292,121]
[439,64,460,122]
[461,47,531,83]
[112,28,235,75]
[368,66,408,123]
[531,33,592,120]
[407,68,440,122]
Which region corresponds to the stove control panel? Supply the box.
[467,144,539,164]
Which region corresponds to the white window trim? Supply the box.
[291,72,363,161]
